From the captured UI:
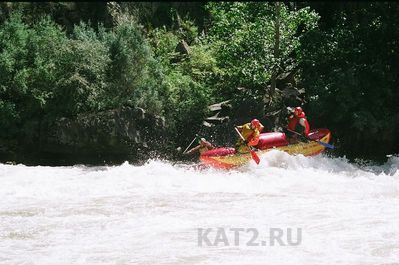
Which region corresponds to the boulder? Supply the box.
[175,40,191,55]
[37,106,167,164]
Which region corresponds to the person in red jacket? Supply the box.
[287,107,310,143]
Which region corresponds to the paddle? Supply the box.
[234,127,260,164]
[286,129,335,149]
[183,135,198,154]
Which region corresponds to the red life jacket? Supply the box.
[287,112,310,136]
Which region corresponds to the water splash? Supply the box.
[0,152,398,264]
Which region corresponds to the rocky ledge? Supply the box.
[0,107,168,165]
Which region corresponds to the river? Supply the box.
[1,150,399,265]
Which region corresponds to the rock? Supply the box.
[37,106,167,163]
[202,121,214,127]
[277,67,298,87]
[156,116,166,128]
[205,100,232,126]
[205,116,229,124]
[175,40,191,55]
[208,100,232,112]
[281,86,302,98]
[170,40,190,63]
[134,107,146,120]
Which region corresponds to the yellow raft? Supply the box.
[200,128,331,169]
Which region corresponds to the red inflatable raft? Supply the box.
[200,128,332,169]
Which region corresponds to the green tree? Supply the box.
[103,14,164,114]
[205,2,319,103]
[147,16,214,140]
[300,2,399,159]
[0,13,67,139]
[50,22,110,117]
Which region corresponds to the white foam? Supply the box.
[0,152,398,264]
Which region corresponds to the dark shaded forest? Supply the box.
[0,2,398,164]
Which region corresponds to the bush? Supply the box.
[0,11,167,142]
[205,2,319,99]
[0,12,67,138]
[164,71,210,139]
[146,18,215,140]
[50,22,110,116]
[299,2,399,159]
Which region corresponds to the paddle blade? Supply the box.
[251,150,260,164]
[316,140,335,149]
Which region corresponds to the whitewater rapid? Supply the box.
[1,150,399,265]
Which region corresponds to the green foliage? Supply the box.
[179,40,220,84]
[1,3,398,160]
[171,10,198,45]
[51,22,110,116]
[26,16,67,115]
[300,2,399,158]
[205,2,319,98]
[0,12,30,101]
[147,18,214,140]
[164,71,210,138]
[147,26,179,67]
[105,15,157,108]
[0,11,165,141]
[0,12,67,137]
[0,100,19,138]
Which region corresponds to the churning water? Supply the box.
[1,150,399,265]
